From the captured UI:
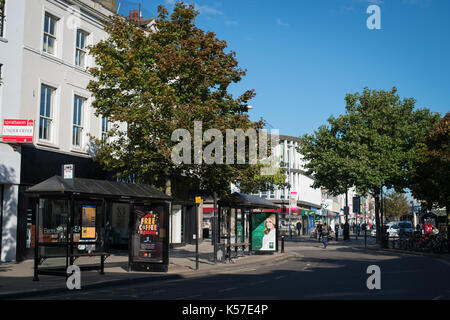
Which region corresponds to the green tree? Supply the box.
[298,87,439,243]
[410,112,450,229]
[383,191,410,221]
[87,2,285,199]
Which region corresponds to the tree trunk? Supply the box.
[374,188,382,244]
[446,202,449,245]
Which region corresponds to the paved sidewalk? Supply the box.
[0,240,292,299]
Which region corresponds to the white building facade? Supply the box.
[0,0,116,262]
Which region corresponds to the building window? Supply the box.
[75,30,88,68]
[72,96,84,146]
[0,0,5,37]
[39,85,54,140]
[101,116,109,140]
[43,13,57,55]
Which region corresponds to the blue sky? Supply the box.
[117,0,450,137]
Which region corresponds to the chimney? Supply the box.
[129,8,143,22]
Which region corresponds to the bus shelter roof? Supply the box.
[25,175,172,201]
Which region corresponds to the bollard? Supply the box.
[365,229,367,248]
[281,236,285,253]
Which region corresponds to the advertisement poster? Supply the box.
[290,192,297,210]
[81,205,96,239]
[251,213,277,252]
[133,207,164,262]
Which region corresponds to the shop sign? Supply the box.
[63,164,74,179]
[2,119,34,143]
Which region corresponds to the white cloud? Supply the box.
[195,3,223,15]
[277,18,289,27]
[225,20,238,26]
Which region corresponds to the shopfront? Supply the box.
[299,209,315,235]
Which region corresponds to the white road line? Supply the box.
[218,268,257,274]
[275,275,286,280]
[432,295,443,300]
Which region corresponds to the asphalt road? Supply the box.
[24,240,450,300]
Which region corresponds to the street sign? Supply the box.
[2,119,34,143]
[344,206,349,216]
[63,164,74,179]
[353,196,361,213]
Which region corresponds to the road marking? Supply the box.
[432,295,443,300]
[275,275,286,280]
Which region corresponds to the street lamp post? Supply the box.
[288,144,292,239]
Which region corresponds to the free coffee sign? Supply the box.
[2,119,34,143]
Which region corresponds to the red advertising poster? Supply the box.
[2,119,34,143]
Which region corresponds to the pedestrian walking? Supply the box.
[296,221,302,236]
[317,224,323,241]
[335,223,339,241]
[321,223,329,248]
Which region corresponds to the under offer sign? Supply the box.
[2,119,34,143]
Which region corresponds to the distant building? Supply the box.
[249,135,322,235]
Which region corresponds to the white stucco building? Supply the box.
[0,0,116,262]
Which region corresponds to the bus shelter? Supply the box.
[217,193,280,260]
[25,175,172,280]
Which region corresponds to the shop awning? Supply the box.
[25,175,172,201]
[218,193,280,209]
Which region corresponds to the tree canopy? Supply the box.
[410,112,450,211]
[383,191,410,220]
[87,2,285,199]
[298,87,439,241]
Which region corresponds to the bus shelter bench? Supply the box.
[34,242,110,281]
[37,252,110,265]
